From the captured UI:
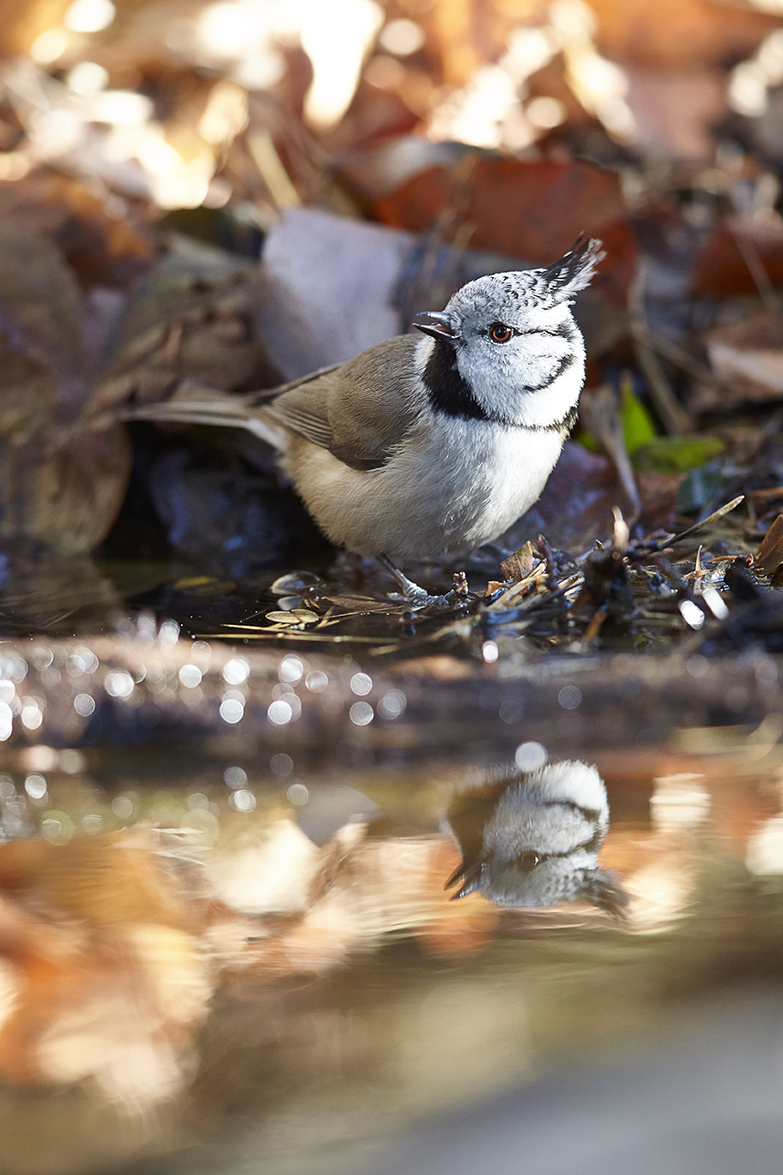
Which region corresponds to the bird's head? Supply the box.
[443,758,627,914]
[414,238,603,430]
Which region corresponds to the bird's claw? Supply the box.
[389,572,470,611]
[378,553,471,611]
[388,586,455,609]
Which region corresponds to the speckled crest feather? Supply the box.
[534,236,605,303]
[497,236,604,309]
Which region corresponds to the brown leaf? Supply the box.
[500,541,537,584]
[94,236,276,412]
[589,0,783,70]
[635,471,684,533]
[373,155,616,255]
[755,513,783,576]
[0,424,132,555]
[624,68,726,160]
[0,172,155,291]
[0,215,138,552]
[0,218,88,422]
[371,155,637,307]
[703,311,783,406]
[692,218,783,298]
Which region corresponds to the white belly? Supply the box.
[287,418,566,562]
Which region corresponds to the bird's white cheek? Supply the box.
[513,339,586,429]
[507,329,573,381]
[522,345,569,389]
[456,331,584,427]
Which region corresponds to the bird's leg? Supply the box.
[476,542,512,562]
[376,554,463,610]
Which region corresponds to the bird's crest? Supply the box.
[539,236,605,303]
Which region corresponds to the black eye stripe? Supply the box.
[517,323,575,339]
[482,323,575,341]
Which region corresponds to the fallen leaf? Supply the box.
[500,541,538,583]
[0,171,155,291]
[0,218,134,553]
[372,155,636,305]
[0,424,132,556]
[589,0,783,70]
[0,218,88,422]
[703,311,783,405]
[692,218,783,299]
[755,513,783,576]
[624,67,726,161]
[94,235,276,412]
[636,471,684,532]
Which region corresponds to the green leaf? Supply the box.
[632,436,725,474]
[577,429,599,453]
[620,379,657,454]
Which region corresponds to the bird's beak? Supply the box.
[413,311,460,342]
[445,859,483,900]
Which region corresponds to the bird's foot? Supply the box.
[378,555,470,611]
[388,581,454,609]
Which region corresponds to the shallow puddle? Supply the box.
[3,711,783,1174]
[2,552,783,1174]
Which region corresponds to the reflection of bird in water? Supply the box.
[444,760,627,914]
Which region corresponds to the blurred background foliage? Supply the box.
[1,0,782,207]
[1,0,782,192]
[2,0,783,569]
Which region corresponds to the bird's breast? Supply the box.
[379,417,566,559]
[287,417,566,561]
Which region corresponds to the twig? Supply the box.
[629,261,693,435]
[729,224,780,313]
[580,384,640,522]
[667,495,745,545]
[630,495,745,559]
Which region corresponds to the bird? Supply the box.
[443,759,627,914]
[131,237,603,606]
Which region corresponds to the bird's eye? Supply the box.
[489,323,513,343]
[519,852,541,872]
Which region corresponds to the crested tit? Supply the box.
[134,238,603,604]
[444,759,627,914]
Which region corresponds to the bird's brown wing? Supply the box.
[266,334,422,471]
[125,336,423,471]
[126,363,342,434]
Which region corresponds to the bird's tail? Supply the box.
[125,382,288,451]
